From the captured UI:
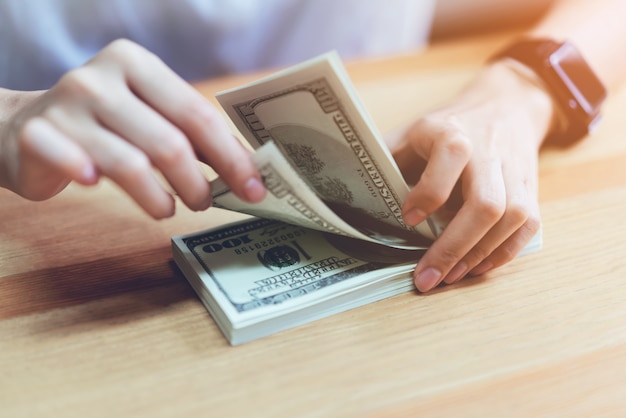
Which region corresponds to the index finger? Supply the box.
[401,118,473,226]
[413,158,506,292]
[100,40,265,203]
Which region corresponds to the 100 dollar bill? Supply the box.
[172,217,416,345]
[215,51,440,248]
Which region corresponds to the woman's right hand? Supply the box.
[0,39,265,218]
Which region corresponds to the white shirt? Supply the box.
[0,0,436,90]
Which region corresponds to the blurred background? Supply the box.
[431,0,554,41]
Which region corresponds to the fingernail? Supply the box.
[403,208,426,226]
[414,267,441,292]
[244,177,266,202]
[444,262,468,284]
[470,260,493,276]
[80,164,99,184]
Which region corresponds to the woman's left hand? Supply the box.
[390,61,555,292]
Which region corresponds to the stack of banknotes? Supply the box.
[171,52,541,345]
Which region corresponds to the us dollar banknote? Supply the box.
[173,212,541,346]
[210,141,433,249]
[171,217,417,345]
[214,52,440,249]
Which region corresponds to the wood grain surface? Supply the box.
[2,32,626,417]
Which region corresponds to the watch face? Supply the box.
[550,43,607,114]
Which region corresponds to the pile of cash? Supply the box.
[171,52,541,345]
[172,218,419,345]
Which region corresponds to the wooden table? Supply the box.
[2,33,626,417]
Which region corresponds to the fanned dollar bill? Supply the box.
[214,51,440,248]
[173,52,543,345]
[209,141,433,249]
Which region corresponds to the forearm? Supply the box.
[529,0,626,90]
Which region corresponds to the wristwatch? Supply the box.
[491,38,607,144]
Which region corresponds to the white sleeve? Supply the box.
[0,0,435,91]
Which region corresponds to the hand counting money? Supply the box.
[172,52,542,345]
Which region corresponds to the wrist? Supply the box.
[493,58,561,146]
[0,88,41,123]
[469,60,557,150]
[0,89,42,189]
